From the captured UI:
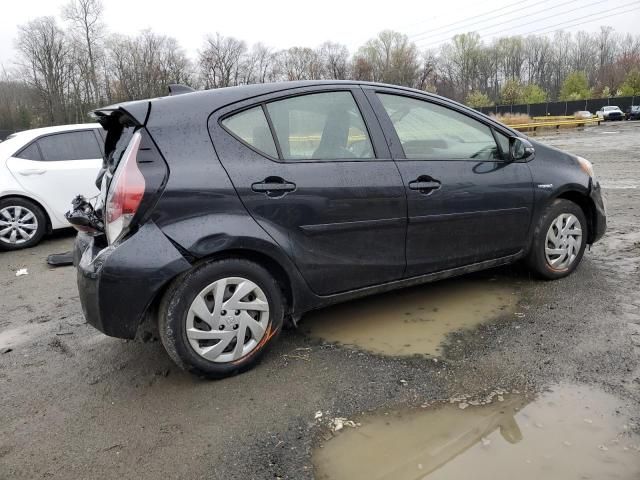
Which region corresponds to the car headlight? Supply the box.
[576,156,595,179]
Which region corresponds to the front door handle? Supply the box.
[251,177,296,197]
[409,176,441,194]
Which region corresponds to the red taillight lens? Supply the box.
[105,131,145,244]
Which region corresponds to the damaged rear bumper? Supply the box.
[74,222,191,339]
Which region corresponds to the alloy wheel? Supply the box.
[0,206,39,245]
[544,213,583,270]
[186,277,270,363]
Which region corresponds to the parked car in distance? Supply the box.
[596,105,624,121]
[574,111,593,120]
[70,81,606,378]
[624,105,640,120]
[0,124,103,250]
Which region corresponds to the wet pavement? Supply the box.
[1,121,639,479]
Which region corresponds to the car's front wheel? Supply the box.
[0,197,47,251]
[526,199,587,279]
[159,258,284,378]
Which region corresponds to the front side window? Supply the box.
[266,91,374,160]
[37,130,102,161]
[377,94,501,161]
[221,106,278,158]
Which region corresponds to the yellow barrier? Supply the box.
[509,118,601,131]
[532,115,574,121]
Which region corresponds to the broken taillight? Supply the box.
[105,131,145,244]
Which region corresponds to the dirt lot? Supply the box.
[1,121,639,479]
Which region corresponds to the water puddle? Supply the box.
[302,278,518,356]
[313,384,640,480]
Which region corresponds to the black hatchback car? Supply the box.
[71,81,606,378]
[625,105,640,120]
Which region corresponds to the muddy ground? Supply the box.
[1,121,639,479]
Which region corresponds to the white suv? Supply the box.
[0,124,103,250]
[596,105,624,121]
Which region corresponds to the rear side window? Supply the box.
[15,142,42,161]
[377,94,500,161]
[37,130,102,161]
[222,106,278,158]
[266,92,374,161]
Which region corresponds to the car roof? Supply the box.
[9,123,101,144]
[0,123,102,158]
[95,81,361,120]
[98,80,512,135]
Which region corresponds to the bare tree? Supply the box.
[353,30,419,87]
[199,33,247,88]
[415,50,438,91]
[439,32,482,100]
[62,0,104,104]
[318,42,350,80]
[496,36,525,82]
[523,35,552,87]
[15,17,72,124]
[106,30,192,102]
[276,47,322,80]
[0,68,38,130]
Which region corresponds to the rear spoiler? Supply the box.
[168,84,195,96]
[90,101,150,129]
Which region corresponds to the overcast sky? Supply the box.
[1,0,639,68]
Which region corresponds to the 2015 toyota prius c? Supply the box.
[70,81,606,378]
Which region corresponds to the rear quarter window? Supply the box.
[221,106,278,158]
[15,142,42,161]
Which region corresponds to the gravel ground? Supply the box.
[1,121,639,479]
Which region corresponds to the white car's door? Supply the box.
[6,129,102,225]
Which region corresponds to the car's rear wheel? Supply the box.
[526,199,587,279]
[0,197,47,251]
[159,258,284,378]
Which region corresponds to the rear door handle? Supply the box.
[17,169,46,176]
[251,177,296,197]
[409,177,441,194]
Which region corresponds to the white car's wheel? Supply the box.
[0,198,47,250]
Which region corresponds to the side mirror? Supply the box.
[509,137,535,161]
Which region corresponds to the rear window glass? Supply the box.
[106,125,137,173]
[15,142,42,161]
[221,106,278,158]
[37,130,102,161]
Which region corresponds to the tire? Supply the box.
[0,197,47,251]
[159,258,284,379]
[526,199,588,280]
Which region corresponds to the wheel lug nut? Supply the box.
[233,324,239,330]
[234,310,240,315]
[219,325,225,330]
[221,310,226,315]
